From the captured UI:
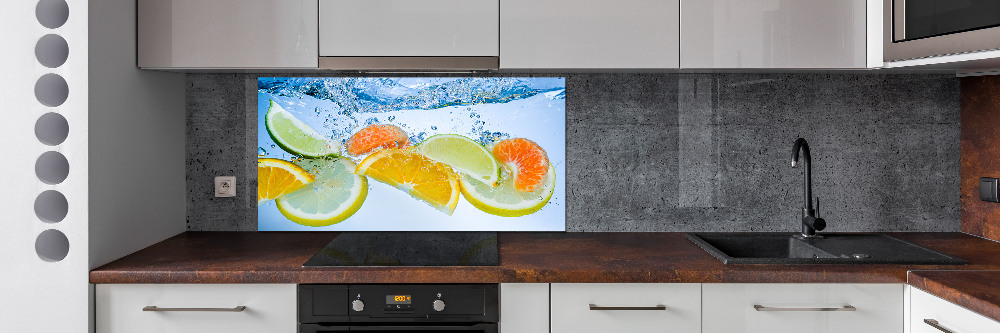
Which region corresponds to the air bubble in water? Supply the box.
[387,116,395,122]
[258,147,267,156]
[270,145,276,148]
[431,126,437,130]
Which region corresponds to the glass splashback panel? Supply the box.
[257,77,566,231]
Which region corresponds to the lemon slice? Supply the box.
[415,134,501,186]
[460,163,556,217]
[265,100,340,158]
[356,148,460,215]
[257,158,315,205]
[275,158,368,226]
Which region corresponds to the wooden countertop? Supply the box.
[90,232,1000,322]
[908,270,1000,323]
[90,232,1000,284]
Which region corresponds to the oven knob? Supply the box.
[351,299,364,312]
[432,299,446,312]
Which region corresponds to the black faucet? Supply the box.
[791,138,825,237]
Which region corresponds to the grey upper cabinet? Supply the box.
[138,0,318,69]
[500,0,680,69]
[680,0,875,69]
[319,0,499,57]
[135,0,882,70]
[317,0,500,70]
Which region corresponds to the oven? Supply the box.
[884,0,1000,61]
[299,284,498,333]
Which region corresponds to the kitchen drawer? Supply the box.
[96,284,296,333]
[550,283,701,333]
[911,287,1000,333]
[702,283,903,333]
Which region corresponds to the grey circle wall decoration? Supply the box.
[36,0,69,29]
[34,73,69,107]
[34,190,68,223]
[35,151,69,185]
[35,112,69,145]
[35,34,69,68]
[35,229,69,262]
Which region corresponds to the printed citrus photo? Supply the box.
[257,77,566,231]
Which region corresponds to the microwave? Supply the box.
[884,0,1000,62]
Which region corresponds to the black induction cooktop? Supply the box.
[303,232,499,267]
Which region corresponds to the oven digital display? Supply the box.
[386,295,412,304]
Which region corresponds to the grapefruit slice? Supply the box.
[345,124,410,156]
[492,138,550,192]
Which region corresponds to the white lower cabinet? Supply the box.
[95,284,297,333]
[551,283,702,333]
[910,287,1000,333]
[702,283,903,333]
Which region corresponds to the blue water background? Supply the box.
[257,77,566,231]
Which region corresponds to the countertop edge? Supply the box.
[908,270,1000,324]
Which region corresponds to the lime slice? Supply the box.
[265,100,340,158]
[416,134,501,186]
[276,157,367,226]
[460,163,555,217]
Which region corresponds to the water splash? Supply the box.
[259,77,565,115]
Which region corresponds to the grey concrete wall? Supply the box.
[186,73,960,232]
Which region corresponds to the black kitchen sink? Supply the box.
[686,233,966,265]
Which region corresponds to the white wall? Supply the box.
[0,0,90,331]
[88,0,186,270]
[0,0,185,331]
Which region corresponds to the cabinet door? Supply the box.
[551,283,700,333]
[319,0,499,57]
[138,0,318,69]
[702,283,903,333]
[911,287,1000,333]
[500,284,549,333]
[501,0,680,69]
[681,0,868,68]
[96,284,297,333]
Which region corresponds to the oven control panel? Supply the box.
[384,294,414,312]
[299,284,498,323]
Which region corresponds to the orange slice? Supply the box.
[355,148,460,215]
[257,158,315,205]
[345,124,410,156]
[492,138,550,192]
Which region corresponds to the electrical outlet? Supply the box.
[215,176,236,197]
[981,177,999,202]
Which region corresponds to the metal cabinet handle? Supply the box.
[143,306,246,312]
[753,305,856,312]
[924,319,955,333]
[589,304,666,311]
